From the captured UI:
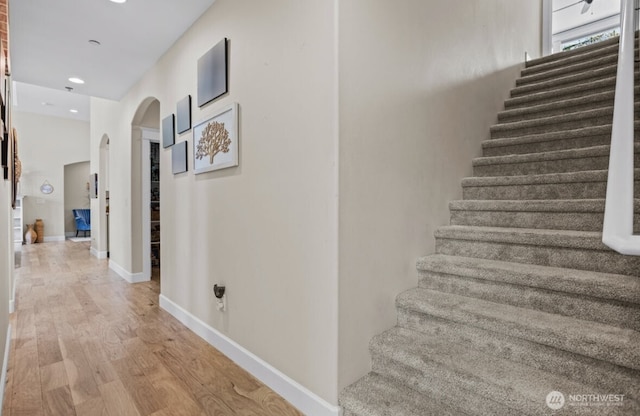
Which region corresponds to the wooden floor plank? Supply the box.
[3,241,303,416]
[98,380,141,416]
[43,385,77,416]
[39,361,69,392]
[74,397,109,416]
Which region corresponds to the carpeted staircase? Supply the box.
[340,36,640,415]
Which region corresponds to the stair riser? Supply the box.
[418,272,640,331]
[491,114,614,140]
[517,54,619,87]
[396,311,640,405]
[435,237,640,277]
[473,154,617,177]
[510,67,618,98]
[483,134,614,156]
[371,355,525,416]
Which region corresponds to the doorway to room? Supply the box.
[131,97,161,283]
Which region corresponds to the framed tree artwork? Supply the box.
[192,102,238,174]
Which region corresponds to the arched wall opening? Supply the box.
[91,134,110,259]
[130,98,160,280]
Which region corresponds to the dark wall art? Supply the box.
[162,114,175,148]
[177,95,192,134]
[172,141,188,174]
[197,38,228,107]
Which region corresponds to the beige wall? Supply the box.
[90,0,544,405]
[13,112,90,239]
[90,104,119,257]
[64,161,90,235]
[0,141,13,397]
[337,0,542,389]
[90,0,339,404]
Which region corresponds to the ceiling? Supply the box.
[9,0,216,121]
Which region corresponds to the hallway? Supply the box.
[2,241,301,416]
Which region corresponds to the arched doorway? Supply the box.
[92,134,110,259]
[131,98,161,282]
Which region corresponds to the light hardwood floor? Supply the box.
[2,241,303,416]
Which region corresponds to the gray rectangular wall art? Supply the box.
[162,114,175,148]
[176,95,192,134]
[197,38,228,107]
[172,141,188,174]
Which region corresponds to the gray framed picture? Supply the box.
[193,102,238,174]
[177,95,191,134]
[197,38,228,107]
[172,141,188,174]
[162,114,175,148]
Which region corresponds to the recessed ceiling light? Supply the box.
[88,40,101,46]
[110,0,126,3]
[68,77,85,84]
[70,109,79,113]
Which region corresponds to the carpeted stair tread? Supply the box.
[489,105,638,139]
[482,124,614,155]
[462,169,639,188]
[472,144,640,176]
[417,254,640,329]
[435,225,640,275]
[524,36,621,69]
[505,74,621,110]
[498,88,622,122]
[462,169,640,200]
[339,373,463,416]
[475,144,627,166]
[396,288,640,371]
[435,225,608,251]
[516,53,618,87]
[510,64,618,98]
[482,123,640,156]
[449,199,613,213]
[449,199,640,231]
[396,312,640,406]
[417,254,640,305]
[371,327,611,416]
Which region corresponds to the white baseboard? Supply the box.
[0,324,11,415]
[90,247,108,259]
[43,236,65,242]
[159,295,341,416]
[108,260,148,283]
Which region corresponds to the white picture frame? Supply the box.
[192,102,238,174]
